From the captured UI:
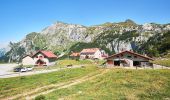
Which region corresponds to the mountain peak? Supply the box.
[54,21,68,25]
[125,19,136,24]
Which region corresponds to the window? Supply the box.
[127,56,132,58]
[134,56,137,58]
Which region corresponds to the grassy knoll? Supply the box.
[44,69,170,100]
[58,59,92,65]
[33,59,93,70]
[55,59,105,66]
[0,65,98,98]
[152,59,170,67]
[53,59,92,68]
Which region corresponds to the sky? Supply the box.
[0,0,170,48]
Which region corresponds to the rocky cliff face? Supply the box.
[41,22,90,50]
[41,21,107,44]
[19,20,170,55]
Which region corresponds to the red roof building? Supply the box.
[69,52,80,60]
[106,50,153,67]
[80,48,108,59]
[70,52,80,57]
[32,50,57,58]
[107,50,153,60]
[81,48,100,54]
[32,50,57,66]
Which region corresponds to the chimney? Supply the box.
[130,49,133,52]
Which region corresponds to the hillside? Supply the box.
[22,20,170,53]
[2,19,170,62]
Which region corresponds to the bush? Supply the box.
[14,64,23,69]
[35,95,46,100]
[20,76,26,80]
[24,65,33,68]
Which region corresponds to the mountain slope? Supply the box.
[3,19,170,62]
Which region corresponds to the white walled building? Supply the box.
[106,50,153,67]
[80,48,108,60]
[22,51,57,66]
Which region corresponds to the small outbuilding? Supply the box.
[22,55,34,65]
[106,50,153,67]
[70,52,80,60]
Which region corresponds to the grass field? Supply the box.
[31,59,93,70]
[152,59,170,67]
[56,59,92,66]
[44,69,170,100]
[0,65,98,98]
[1,60,170,100]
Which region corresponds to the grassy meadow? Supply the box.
[44,69,170,100]
[33,59,93,70]
[0,65,98,98]
[56,59,92,67]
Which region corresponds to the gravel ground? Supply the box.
[0,64,18,75]
[0,65,82,78]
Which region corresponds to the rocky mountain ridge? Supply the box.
[5,19,170,62]
[31,20,170,52]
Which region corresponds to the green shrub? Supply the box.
[14,64,23,68]
[24,65,34,68]
[35,95,46,100]
[20,76,26,80]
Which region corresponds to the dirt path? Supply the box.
[2,69,109,100]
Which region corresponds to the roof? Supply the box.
[70,52,80,57]
[32,50,57,58]
[80,48,100,54]
[107,50,154,60]
[22,55,32,59]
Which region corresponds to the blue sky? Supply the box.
[0,0,170,47]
